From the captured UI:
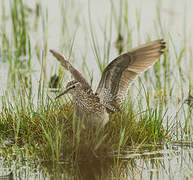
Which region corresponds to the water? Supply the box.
[0,143,192,179]
[0,0,192,179]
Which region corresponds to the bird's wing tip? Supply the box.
[49,49,66,64]
[49,49,54,53]
[160,39,166,46]
[49,49,58,56]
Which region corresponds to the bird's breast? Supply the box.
[74,94,109,127]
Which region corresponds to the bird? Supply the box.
[50,39,166,128]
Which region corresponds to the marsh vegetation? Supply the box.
[0,0,192,179]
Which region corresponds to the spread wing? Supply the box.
[50,50,91,91]
[96,39,166,111]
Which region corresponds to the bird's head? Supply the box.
[56,80,82,99]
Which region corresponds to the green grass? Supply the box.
[0,0,192,179]
[0,86,168,162]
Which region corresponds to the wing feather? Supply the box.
[96,39,166,111]
[50,50,91,91]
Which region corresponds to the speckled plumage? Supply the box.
[73,84,109,127]
[60,80,109,127]
[50,39,166,128]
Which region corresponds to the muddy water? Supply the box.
[0,143,192,179]
[0,0,192,179]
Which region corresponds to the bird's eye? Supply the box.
[72,85,76,88]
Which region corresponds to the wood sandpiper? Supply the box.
[50,39,166,128]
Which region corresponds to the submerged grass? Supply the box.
[0,87,167,162]
[0,1,192,179]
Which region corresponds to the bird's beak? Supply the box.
[55,87,72,99]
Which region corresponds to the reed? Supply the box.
[0,0,192,179]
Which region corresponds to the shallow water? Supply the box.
[0,0,192,179]
[0,143,192,179]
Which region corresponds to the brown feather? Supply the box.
[96,39,166,110]
[50,50,91,91]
